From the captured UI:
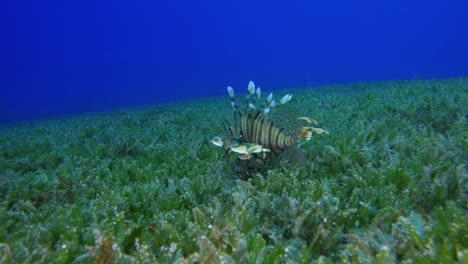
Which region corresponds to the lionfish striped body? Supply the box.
[212,81,327,178]
[235,112,296,155]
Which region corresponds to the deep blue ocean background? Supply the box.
[1,0,467,124]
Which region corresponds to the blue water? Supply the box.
[1,0,467,123]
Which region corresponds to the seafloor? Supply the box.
[0,78,466,263]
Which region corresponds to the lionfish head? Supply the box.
[211,81,328,178]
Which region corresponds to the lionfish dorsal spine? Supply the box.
[227,86,241,114]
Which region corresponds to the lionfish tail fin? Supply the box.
[285,144,306,164]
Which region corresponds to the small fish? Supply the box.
[211,136,224,147]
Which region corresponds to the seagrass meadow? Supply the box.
[0,78,467,263]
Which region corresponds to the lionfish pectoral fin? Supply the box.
[243,143,263,154]
[230,144,248,154]
[238,153,251,160]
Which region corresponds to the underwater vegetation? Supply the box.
[0,78,467,263]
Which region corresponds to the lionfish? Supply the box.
[212,81,328,178]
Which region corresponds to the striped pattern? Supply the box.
[237,112,295,154]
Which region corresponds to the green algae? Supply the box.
[0,78,466,263]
